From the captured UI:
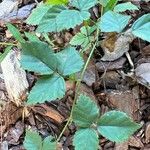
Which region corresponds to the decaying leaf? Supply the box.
[101,30,135,61]
[135,63,150,88]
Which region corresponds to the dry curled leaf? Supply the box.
[101,30,135,61]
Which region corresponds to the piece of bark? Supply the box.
[96,57,126,72]
[128,136,144,148]
[33,104,65,123]
[114,142,128,150]
[145,122,150,144]
[1,50,29,105]
[106,88,139,121]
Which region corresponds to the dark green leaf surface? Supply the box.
[56,10,90,31]
[42,136,57,150]
[26,4,52,25]
[131,13,150,42]
[71,0,97,11]
[21,41,57,75]
[23,130,42,150]
[103,0,118,12]
[114,2,139,13]
[98,111,141,142]
[27,74,66,104]
[72,95,99,128]
[99,11,131,33]
[37,5,66,32]
[56,47,84,76]
[73,128,99,150]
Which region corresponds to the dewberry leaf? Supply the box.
[37,5,66,33]
[56,10,90,31]
[56,47,84,76]
[42,136,57,150]
[72,95,99,128]
[99,11,131,33]
[26,4,52,25]
[97,111,141,142]
[70,0,97,11]
[73,128,99,150]
[27,74,65,104]
[20,41,57,75]
[131,13,150,42]
[114,2,139,13]
[23,130,42,150]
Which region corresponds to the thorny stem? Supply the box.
[57,28,100,142]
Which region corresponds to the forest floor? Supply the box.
[0,0,150,150]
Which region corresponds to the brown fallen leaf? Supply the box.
[101,30,134,61]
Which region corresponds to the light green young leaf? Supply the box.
[99,11,131,33]
[72,95,99,128]
[21,41,57,75]
[23,130,42,150]
[56,47,84,76]
[104,0,118,12]
[131,13,150,42]
[42,136,57,150]
[27,74,65,104]
[36,5,66,33]
[46,0,68,5]
[56,10,90,31]
[6,23,25,43]
[73,128,99,150]
[97,111,141,142]
[114,2,139,13]
[70,0,97,11]
[70,26,95,48]
[26,3,52,25]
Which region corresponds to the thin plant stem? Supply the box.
[0,42,17,46]
[57,28,100,142]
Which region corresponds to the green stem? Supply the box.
[0,42,17,46]
[57,28,100,142]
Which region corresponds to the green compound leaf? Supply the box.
[56,10,90,31]
[114,2,139,13]
[37,5,66,33]
[42,136,57,150]
[72,94,99,128]
[56,47,84,76]
[23,130,42,150]
[21,41,57,75]
[70,0,97,11]
[70,26,95,48]
[97,111,141,142]
[99,11,131,33]
[73,128,99,150]
[131,13,150,42]
[27,74,66,105]
[26,4,52,25]
[6,23,25,43]
[46,0,68,5]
